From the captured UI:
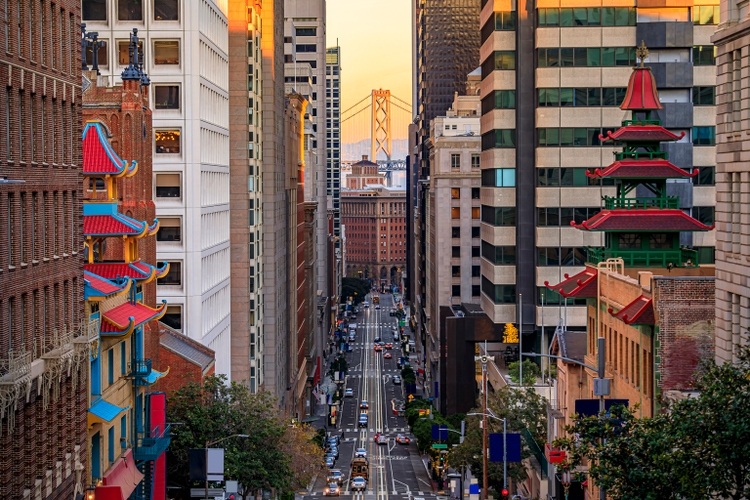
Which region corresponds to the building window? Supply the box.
[693,45,716,65]
[452,246,461,258]
[692,86,715,106]
[451,188,461,199]
[692,126,715,145]
[156,217,181,242]
[83,0,108,21]
[155,173,181,197]
[481,129,516,150]
[695,206,715,225]
[451,154,461,169]
[154,0,179,21]
[155,129,181,154]
[471,154,481,169]
[481,168,516,187]
[118,40,143,65]
[153,85,180,109]
[452,266,461,277]
[157,261,181,286]
[482,206,516,226]
[154,40,180,64]
[471,226,480,238]
[452,227,461,238]
[481,278,516,304]
[451,285,461,297]
[693,6,720,24]
[118,0,143,21]
[162,305,182,330]
[539,7,635,26]
[451,207,461,219]
[481,241,516,265]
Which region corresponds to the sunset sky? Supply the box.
[326,0,413,142]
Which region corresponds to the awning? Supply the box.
[96,448,144,500]
[88,399,130,427]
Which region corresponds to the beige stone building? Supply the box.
[713,0,750,364]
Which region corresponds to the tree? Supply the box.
[555,340,750,500]
[507,359,540,386]
[167,375,319,500]
[451,387,547,488]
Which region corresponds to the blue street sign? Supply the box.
[489,433,521,463]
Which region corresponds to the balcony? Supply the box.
[587,246,699,268]
[603,196,680,210]
[614,150,668,161]
[129,359,153,386]
[133,424,171,462]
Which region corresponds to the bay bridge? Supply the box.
[340,89,413,166]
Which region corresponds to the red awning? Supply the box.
[97,449,144,500]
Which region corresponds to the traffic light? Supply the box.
[500,488,509,500]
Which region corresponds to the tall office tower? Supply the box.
[713,0,750,364]
[261,0,292,406]
[0,1,86,496]
[81,0,233,377]
[479,0,717,341]
[424,77,482,387]
[412,0,481,380]
[228,1,264,389]
[326,46,342,245]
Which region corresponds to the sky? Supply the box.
[326,0,413,141]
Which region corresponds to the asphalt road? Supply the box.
[299,293,439,500]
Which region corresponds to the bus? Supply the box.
[350,457,369,481]
[372,294,380,305]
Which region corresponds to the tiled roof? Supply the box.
[609,295,655,325]
[159,323,215,370]
[586,160,697,180]
[101,300,167,333]
[600,126,684,143]
[82,121,138,176]
[85,261,169,282]
[545,267,598,298]
[84,213,149,237]
[84,271,130,299]
[572,210,714,232]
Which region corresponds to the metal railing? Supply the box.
[603,196,679,210]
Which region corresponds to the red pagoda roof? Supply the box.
[84,271,131,299]
[599,126,684,143]
[85,261,170,283]
[586,160,698,179]
[620,67,662,111]
[608,295,655,325]
[544,267,598,298]
[572,209,714,232]
[101,300,168,334]
[82,121,138,176]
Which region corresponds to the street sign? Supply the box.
[489,433,521,463]
[432,443,448,449]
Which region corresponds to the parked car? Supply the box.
[324,483,340,496]
[345,388,354,398]
[351,477,367,491]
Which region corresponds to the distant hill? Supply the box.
[341,138,408,162]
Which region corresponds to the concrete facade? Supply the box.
[712,0,750,364]
[81,0,234,377]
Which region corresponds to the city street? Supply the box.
[299,293,439,500]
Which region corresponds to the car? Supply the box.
[360,401,369,410]
[351,477,367,491]
[327,469,344,485]
[396,434,410,444]
[384,352,392,359]
[354,448,367,458]
[324,482,341,496]
[325,456,335,468]
[373,433,388,444]
[393,375,401,384]
[358,414,368,428]
[385,343,393,349]
[345,388,354,398]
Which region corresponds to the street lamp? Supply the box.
[204,434,250,499]
[467,410,507,497]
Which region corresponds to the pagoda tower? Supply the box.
[546,42,713,301]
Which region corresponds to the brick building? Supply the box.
[0,1,87,498]
[341,156,406,287]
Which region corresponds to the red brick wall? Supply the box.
[0,1,86,497]
[652,277,715,393]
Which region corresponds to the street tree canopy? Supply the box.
[167,375,322,500]
[555,341,750,500]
